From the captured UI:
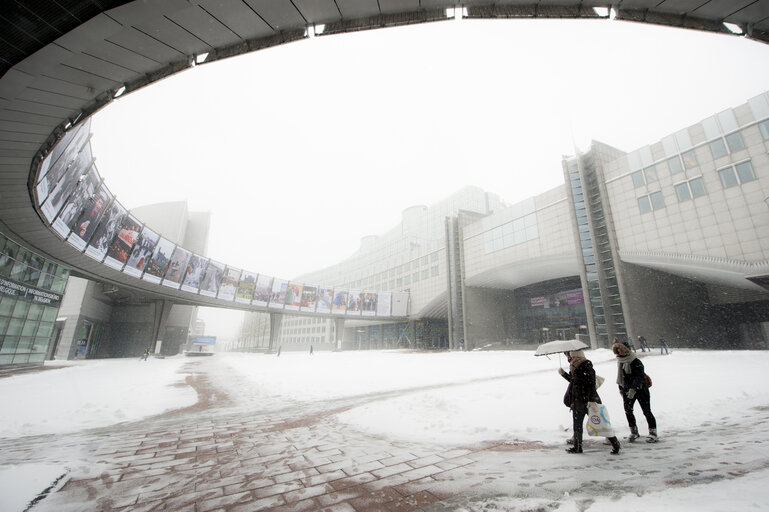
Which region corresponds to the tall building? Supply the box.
[237,92,769,351]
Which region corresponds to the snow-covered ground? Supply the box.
[1,348,768,511]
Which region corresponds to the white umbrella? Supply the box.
[534,339,588,357]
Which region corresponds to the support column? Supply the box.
[334,318,345,351]
[151,299,173,354]
[268,313,283,353]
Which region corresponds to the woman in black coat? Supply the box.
[559,350,621,454]
[613,343,658,442]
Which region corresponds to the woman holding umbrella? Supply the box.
[559,350,621,455]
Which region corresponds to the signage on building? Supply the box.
[192,336,216,345]
[530,289,584,308]
[0,276,63,306]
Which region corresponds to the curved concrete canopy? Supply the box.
[1,1,768,309]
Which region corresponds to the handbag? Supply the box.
[644,373,652,388]
[585,401,615,437]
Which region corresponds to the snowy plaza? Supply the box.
[1,348,768,511]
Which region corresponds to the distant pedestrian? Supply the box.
[309,345,314,355]
[143,348,150,361]
[613,343,658,442]
[611,336,633,351]
[638,335,650,352]
[559,350,621,455]
[277,345,282,357]
[659,336,669,355]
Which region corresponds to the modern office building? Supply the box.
[237,91,769,352]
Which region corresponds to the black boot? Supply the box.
[608,436,621,455]
[566,437,583,454]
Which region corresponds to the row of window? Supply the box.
[483,213,539,254]
[0,237,69,293]
[342,251,441,290]
[637,160,757,214]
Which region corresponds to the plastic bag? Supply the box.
[585,401,615,437]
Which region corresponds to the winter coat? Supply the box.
[561,360,601,413]
[618,357,647,394]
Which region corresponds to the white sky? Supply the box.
[88,19,769,335]
[2,350,769,511]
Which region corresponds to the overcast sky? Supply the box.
[89,18,769,336]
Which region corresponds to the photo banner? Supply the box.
[199,260,225,297]
[142,237,175,284]
[269,279,287,309]
[104,215,142,271]
[217,266,241,301]
[85,200,126,262]
[67,184,112,251]
[236,271,257,304]
[530,288,584,308]
[317,287,333,314]
[300,285,317,312]
[52,165,100,239]
[332,289,348,315]
[377,292,392,317]
[41,144,93,223]
[162,246,191,288]
[181,254,208,293]
[252,274,273,306]
[284,282,303,311]
[36,121,91,202]
[391,291,409,317]
[346,290,362,316]
[361,292,377,317]
[123,226,159,278]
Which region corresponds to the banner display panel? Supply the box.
[346,290,362,316]
[85,201,126,262]
[199,260,225,297]
[142,237,175,284]
[300,285,317,312]
[217,266,241,301]
[332,289,348,315]
[530,288,584,309]
[41,144,93,223]
[391,291,409,317]
[52,166,100,238]
[361,292,377,317]
[377,292,392,317]
[284,282,303,311]
[252,274,273,306]
[181,254,208,293]
[36,122,90,201]
[316,287,333,313]
[123,226,159,278]
[104,215,142,270]
[67,184,112,251]
[235,271,257,304]
[162,246,192,288]
[269,279,287,309]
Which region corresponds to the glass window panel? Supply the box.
[650,191,665,210]
[37,322,54,338]
[667,156,683,175]
[735,161,756,183]
[502,222,513,236]
[1,336,19,353]
[21,320,38,337]
[51,277,68,293]
[709,139,728,159]
[702,116,721,139]
[661,135,678,157]
[526,225,538,240]
[11,301,29,318]
[6,318,23,336]
[27,304,43,321]
[725,132,745,152]
[675,129,693,151]
[689,177,707,198]
[503,234,515,247]
[638,196,652,214]
[0,316,9,335]
[10,260,27,281]
[631,170,645,188]
[512,218,525,232]
[41,306,58,322]
[524,213,537,228]
[644,166,658,183]
[674,183,692,202]
[717,109,739,132]
[759,120,769,140]
[38,272,54,290]
[12,353,30,364]
[421,269,429,279]
[682,150,698,169]
[718,167,739,188]
[0,298,13,316]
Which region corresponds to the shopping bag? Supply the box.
[585,402,614,437]
[595,375,605,388]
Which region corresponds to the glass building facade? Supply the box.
[0,232,69,365]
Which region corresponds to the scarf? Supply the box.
[569,352,588,373]
[615,353,637,387]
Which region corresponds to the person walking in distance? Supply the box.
[659,335,670,355]
[637,335,650,353]
[559,350,621,455]
[613,343,658,442]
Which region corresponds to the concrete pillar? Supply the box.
[151,299,173,353]
[334,318,345,351]
[268,313,283,353]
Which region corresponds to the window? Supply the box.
[667,156,683,175]
[709,138,728,159]
[650,191,665,210]
[644,166,658,183]
[631,170,645,188]
[735,161,756,183]
[759,119,769,140]
[725,132,745,152]
[682,150,698,169]
[638,196,652,214]
[718,167,739,188]
[689,177,707,198]
[674,182,692,202]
